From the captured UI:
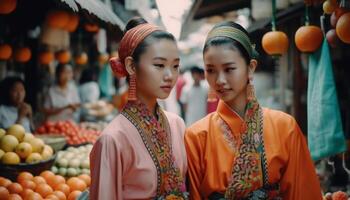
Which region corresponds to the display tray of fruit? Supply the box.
[52,145,92,178]
[0,171,90,200]
[0,124,56,181]
[35,120,101,146]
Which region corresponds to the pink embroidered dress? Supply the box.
[90,100,188,200]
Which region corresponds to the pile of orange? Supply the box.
[0,170,90,200]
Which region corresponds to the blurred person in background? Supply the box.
[43,63,81,122]
[0,76,34,132]
[180,66,208,126]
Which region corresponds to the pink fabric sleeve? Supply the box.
[90,134,123,200]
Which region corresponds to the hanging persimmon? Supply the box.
[14,47,31,63]
[295,25,323,52]
[46,10,70,29]
[65,14,79,32]
[56,50,71,64]
[84,24,99,33]
[262,31,289,56]
[336,12,350,44]
[0,0,17,14]
[39,51,54,65]
[323,0,337,14]
[0,44,12,60]
[75,52,88,65]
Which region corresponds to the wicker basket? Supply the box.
[0,154,57,181]
[35,134,67,152]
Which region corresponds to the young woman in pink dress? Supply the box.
[89,17,188,200]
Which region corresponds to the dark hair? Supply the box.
[190,66,204,74]
[80,67,98,84]
[55,63,71,83]
[203,21,251,64]
[124,17,176,64]
[0,76,25,106]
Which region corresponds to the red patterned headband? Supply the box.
[110,23,162,78]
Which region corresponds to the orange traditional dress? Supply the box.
[185,99,322,200]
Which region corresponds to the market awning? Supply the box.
[59,0,125,28]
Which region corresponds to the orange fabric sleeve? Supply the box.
[279,118,323,200]
[185,129,205,200]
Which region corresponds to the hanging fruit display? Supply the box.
[336,12,350,44]
[323,0,337,14]
[262,0,289,56]
[326,29,341,47]
[56,50,71,64]
[84,24,99,33]
[64,14,79,32]
[14,47,31,63]
[39,51,54,65]
[46,10,70,29]
[262,31,289,55]
[75,52,88,65]
[0,0,17,14]
[295,5,323,53]
[0,44,12,60]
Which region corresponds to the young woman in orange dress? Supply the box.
[185,21,322,200]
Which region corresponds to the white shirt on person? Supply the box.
[79,82,100,103]
[0,105,31,132]
[180,81,208,126]
[44,82,80,122]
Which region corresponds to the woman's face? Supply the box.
[204,45,253,105]
[10,82,25,106]
[135,39,180,100]
[59,65,73,86]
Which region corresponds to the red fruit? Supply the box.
[332,191,348,200]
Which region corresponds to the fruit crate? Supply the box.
[0,154,57,181]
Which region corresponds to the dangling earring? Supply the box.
[207,88,217,102]
[128,74,137,101]
[247,78,256,101]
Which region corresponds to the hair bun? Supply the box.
[109,57,128,78]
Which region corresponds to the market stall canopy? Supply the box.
[58,0,79,12]
[59,0,125,28]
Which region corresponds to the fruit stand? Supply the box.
[0,122,99,199]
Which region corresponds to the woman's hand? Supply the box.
[18,103,32,118]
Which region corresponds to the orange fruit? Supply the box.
[0,186,10,200]
[66,177,86,192]
[52,190,66,200]
[19,180,36,190]
[67,190,81,200]
[8,193,23,200]
[77,174,90,187]
[45,194,59,200]
[35,183,53,198]
[0,177,12,187]
[49,175,65,188]
[20,188,34,199]
[8,182,23,194]
[7,124,26,142]
[17,172,34,183]
[54,184,70,197]
[24,192,43,200]
[33,176,46,185]
[40,171,55,184]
